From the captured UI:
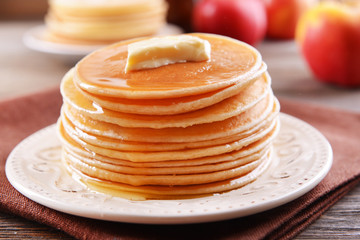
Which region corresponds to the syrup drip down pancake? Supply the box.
[57,33,280,200]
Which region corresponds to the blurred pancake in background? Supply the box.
[45,0,168,45]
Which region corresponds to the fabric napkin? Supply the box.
[1,87,359,240]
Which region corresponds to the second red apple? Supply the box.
[192,0,267,45]
[296,1,360,87]
[263,0,316,39]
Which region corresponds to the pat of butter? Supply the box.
[125,35,211,72]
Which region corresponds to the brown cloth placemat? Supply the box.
[1,88,360,240]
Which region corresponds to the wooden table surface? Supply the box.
[1,21,360,239]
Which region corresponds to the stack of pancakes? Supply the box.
[45,0,168,45]
[57,33,280,200]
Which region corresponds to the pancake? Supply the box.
[60,130,276,168]
[58,117,279,162]
[45,0,168,44]
[74,33,264,99]
[63,150,272,200]
[49,0,166,17]
[61,69,271,129]
[62,90,278,145]
[60,110,277,152]
[63,146,269,175]
[76,63,267,115]
[63,149,268,186]
[57,33,281,200]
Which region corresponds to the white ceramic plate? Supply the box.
[6,113,332,224]
[23,24,183,61]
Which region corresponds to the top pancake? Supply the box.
[74,33,263,99]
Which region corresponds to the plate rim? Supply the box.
[5,113,333,224]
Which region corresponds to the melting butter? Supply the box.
[125,35,211,72]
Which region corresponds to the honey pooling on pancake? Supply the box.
[57,33,280,200]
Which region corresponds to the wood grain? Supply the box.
[0,212,73,239]
[296,185,360,239]
[1,184,359,239]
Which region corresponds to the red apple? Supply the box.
[264,0,316,39]
[296,1,360,87]
[192,0,267,45]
